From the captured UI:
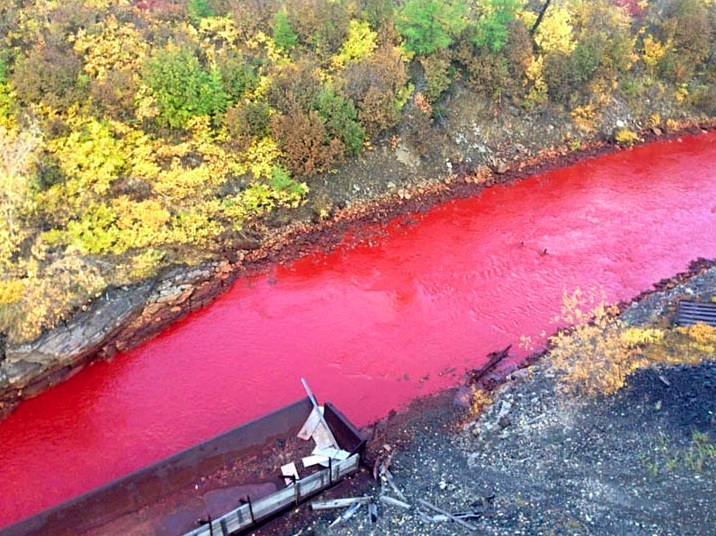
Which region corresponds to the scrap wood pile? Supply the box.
[311,444,487,531]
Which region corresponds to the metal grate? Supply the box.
[675,300,716,327]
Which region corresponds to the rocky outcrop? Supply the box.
[0,261,235,416]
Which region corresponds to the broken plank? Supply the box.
[311,497,371,511]
[418,499,478,531]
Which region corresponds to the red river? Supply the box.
[1,133,715,527]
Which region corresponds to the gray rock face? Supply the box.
[0,261,228,416]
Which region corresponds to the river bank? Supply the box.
[1,118,714,419]
[268,261,716,536]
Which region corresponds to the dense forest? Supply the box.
[0,0,714,343]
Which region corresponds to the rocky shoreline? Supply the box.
[1,120,714,418]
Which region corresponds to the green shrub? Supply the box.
[314,87,365,154]
[472,0,521,53]
[396,0,467,55]
[419,50,453,102]
[144,45,228,129]
[656,0,713,82]
[272,10,298,53]
[217,52,258,103]
[188,0,215,24]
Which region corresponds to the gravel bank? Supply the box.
[284,266,716,536]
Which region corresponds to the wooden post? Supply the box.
[247,495,255,524]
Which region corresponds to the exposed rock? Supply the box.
[0,262,231,416]
[394,142,421,171]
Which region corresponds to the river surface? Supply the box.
[1,133,715,528]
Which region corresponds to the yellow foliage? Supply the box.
[615,128,640,147]
[72,16,148,80]
[48,115,125,199]
[469,388,493,417]
[243,136,282,179]
[2,254,106,342]
[332,20,377,70]
[0,279,25,304]
[198,16,240,60]
[665,118,680,131]
[549,291,650,396]
[112,197,170,251]
[524,56,548,107]
[133,83,160,121]
[571,104,597,133]
[647,112,661,129]
[125,249,166,281]
[0,124,42,266]
[154,162,217,203]
[674,83,689,103]
[169,203,224,245]
[550,288,716,398]
[641,35,669,72]
[534,7,576,54]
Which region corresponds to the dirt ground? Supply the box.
[251,265,716,536]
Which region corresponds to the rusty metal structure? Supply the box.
[4,398,364,536]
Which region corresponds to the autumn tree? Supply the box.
[11,38,85,111]
[655,0,713,81]
[339,45,410,137]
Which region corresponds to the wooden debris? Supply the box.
[468,345,511,384]
[311,497,371,511]
[328,500,363,527]
[383,470,408,502]
[300,378,339,449]
[379,496,411,510]
[280,462,299,487]
[372,444,394,480]
[418,499,478,531]
[302,455,329,468]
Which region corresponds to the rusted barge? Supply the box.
[3,397,365,536]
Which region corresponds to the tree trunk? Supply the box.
[530,0,552,36]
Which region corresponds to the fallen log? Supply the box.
[468,345,511,385]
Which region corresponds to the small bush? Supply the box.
[615,128,639,147]
[270,106,344,177]
[549,288,716,397]
[419,50,453,102]
[226,100,272,142]
[314,87,365,154]
[453,39,510,99]
[143,44,228,129]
